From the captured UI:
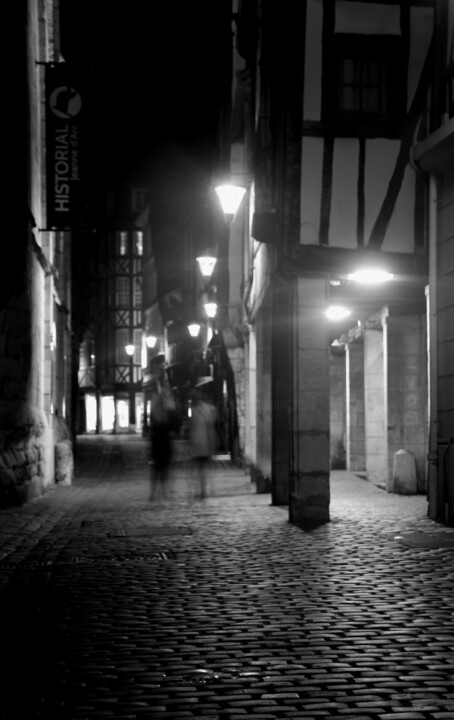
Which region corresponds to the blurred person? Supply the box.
[189,381,218,499]
[148,389,181,499]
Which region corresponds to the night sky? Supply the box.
[59,0,232,187]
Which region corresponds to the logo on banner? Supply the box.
[49,86,82,119]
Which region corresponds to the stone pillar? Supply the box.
[364,314,387,489]
[272,287,292,504]
[289,276,330,523]
[255,304,272,492]
[386,314,428,492]
[345,338,366,471]
[330,348,346,469]
[244,328,257,467]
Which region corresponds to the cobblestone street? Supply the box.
[1,435,453,720]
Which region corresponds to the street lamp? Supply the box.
[204,302,218,319]
[146,334,157,349]
[125,343,135,356]
[215,183,246,221]
[325,305,351,321]
[188,323,201,338]
[196,250,217,278]
[348,268,394,284]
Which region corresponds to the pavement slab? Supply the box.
[0,435,453,720]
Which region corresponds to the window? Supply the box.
[133,230,143,256]
[116,231,128,256]
[133,329,142,363]
[325,35,405,126]
[116,329,129,363]
[116,277,129,307]
[340,57,385,115]
[133,278,142,307]
[131,187,148,213]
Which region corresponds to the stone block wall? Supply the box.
[0,2,73,509]
[0,406,48,506]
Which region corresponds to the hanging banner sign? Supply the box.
[45,64,93,230]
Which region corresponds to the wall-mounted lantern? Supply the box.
[204,302,218,319]
[215,183,246,221]
[196,250,217,278]
[348,268,394,284]
[188,323,201,338]
[325,306,351,321]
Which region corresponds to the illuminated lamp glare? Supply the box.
[348,268,394,284]
[325,305,352,321]
[188,323,201,338]
[204,302,217,318]
[214,184,246,216]
[196,255,217,277]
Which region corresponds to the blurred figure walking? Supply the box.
[148,389,181,499]
[189,380,218,499]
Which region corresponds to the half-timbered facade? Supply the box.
[76,186,146,434]
[227,0,452,522]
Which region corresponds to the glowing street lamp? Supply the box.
[325,305,351,321]
[204,302,217,319]
[188,323,201,338]
[125,343,135,356]
[196,251,217,278]
[215,183,246,220]
[146,335,157,349]
[348,268,394,284]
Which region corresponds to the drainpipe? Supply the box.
[426,173,440,519]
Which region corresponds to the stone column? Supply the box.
[244,328,257,467]
[272,287,292,504]
[330,348,346,469]
[364,313,387,489]
[289,276,330,523]
[345,338,366,471]
[386,314,428,492]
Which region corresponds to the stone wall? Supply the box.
[0,1,74,509]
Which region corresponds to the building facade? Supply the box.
[0,0,74,508]
[75,185,147,435]
[412,3,454,522]
[225,0,453,523]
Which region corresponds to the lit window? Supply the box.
[116,231,128,256]
[134,230,143,256]
[100,395,115,432]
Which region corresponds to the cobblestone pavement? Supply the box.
[1,435,454,720]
